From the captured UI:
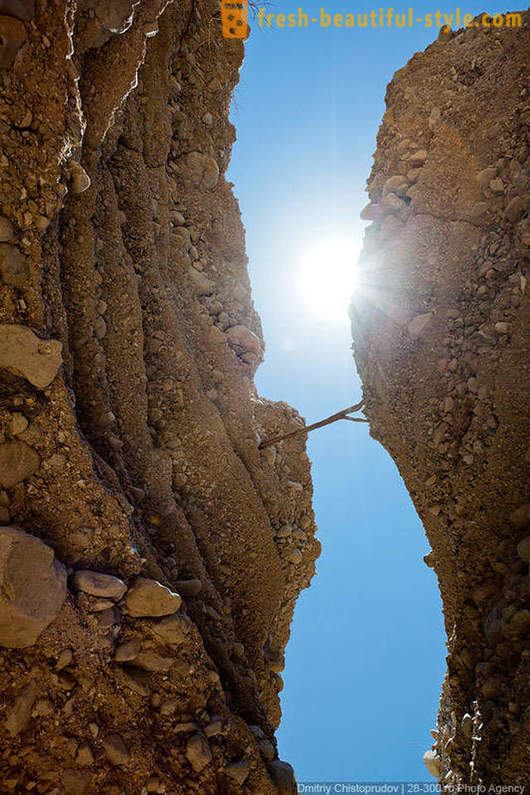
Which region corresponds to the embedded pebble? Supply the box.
[69,161,91,194]
[408,312,433,340]
[146,776,164,793]
[0,15,26,68]
[494,322,510,334]
[178,151,219,191]
[292,528,307,542]
[70,570,127,600]
[6,682,37,737]
[423,749,441,777]
[287,549,303,565]
[125,577,182,617]
[133,649,176,672]
[489,178,504,194]
[504,196,525,223]
[477,167,497,190]
[510,504,530,529]
[55,648,73,670]
[94,316,107,339]
[225,324,261,356]
[160,699,178,716]
[189,267,213,295]
[516,536,530,563]
[76,743,94,766]
[383,174,409,196]
[114,639,141,662]
[204,717,224,737]
[150,613,188,645]
[102,735,129,766]
[185,734,212,773]
[408,149,427,165]
[224,761,250,785]
[288,481,303,491]
[96,607,121,628]
[8,413,28,436]
[0,441,40,489]
[0,216,13,241]
[33,698,53,717]
[0,244,28,287]
[381,192,406,213]
[0,325,62,388]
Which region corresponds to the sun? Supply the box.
[296,234,361,322]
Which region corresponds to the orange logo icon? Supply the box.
[220,0,249,38]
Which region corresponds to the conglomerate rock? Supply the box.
[352,12,529,787]
[0,2,319,791]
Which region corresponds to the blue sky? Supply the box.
[227,1,498,780]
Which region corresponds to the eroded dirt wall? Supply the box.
[352,13,529,787]
[0,2,319,792]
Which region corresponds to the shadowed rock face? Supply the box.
[0,527,67,648]
[0,2,317,791]
[352,13,529,787]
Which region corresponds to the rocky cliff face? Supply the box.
[353,14,529,787]
[0,2,319,792]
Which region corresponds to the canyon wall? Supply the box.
[0,2,319,792]
[353,13,529,787]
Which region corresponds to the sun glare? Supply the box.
[297,235,361,322]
